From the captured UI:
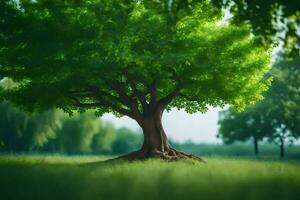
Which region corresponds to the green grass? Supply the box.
[0,155,299,200]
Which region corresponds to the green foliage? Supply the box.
[1,156,300,200]
[0,0,271,118]
[212,0,300,57]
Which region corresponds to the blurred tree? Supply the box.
[218,58,300,158]
[218,105,272,156]
[264,57,300,158]
[91,122,116,154]
[50,111,101,154]
[112,127,143,155]
[211,0,300,57]
[0,0,270,160]
[0,101,62,152]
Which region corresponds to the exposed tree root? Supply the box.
[105,148,206,163]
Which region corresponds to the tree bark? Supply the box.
[140,110,171,155]
[253,136,259,156]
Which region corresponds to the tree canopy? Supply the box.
[0,0,271,160]
[0,0,270,116]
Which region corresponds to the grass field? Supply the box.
[0,155,299,200]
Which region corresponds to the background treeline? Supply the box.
[0,102,143,155]
[172,142,300,160]
[0,101,299,159]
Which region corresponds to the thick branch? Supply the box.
[128,83,148,111]
[93,83,144,121]
[69,89,121,105]
[122,70,149,112]
[156,82,182,111]
[68,90,136,119]
[109,82,135,105]
[149,81,157,107]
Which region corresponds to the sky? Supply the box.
[102,107,225,144]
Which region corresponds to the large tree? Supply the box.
[0,0,270,160]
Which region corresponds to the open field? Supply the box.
[0,155,299,200]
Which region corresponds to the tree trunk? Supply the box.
[111,109,204,162]
[140,110,170,154]
[279,137,285,159]
[253,136,259,156]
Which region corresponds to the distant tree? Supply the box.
[264,58,300,158]
[91,122,116,154]
[112,127,143,155]
[212,0,300,57]
[218,58,300,158]
[268,124,295,159]
[0,101,61,152]
[49,111,101,154]
[218,105,272,156]
[0,0,270,160]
